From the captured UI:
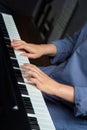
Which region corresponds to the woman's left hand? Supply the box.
[21,63,74,103]
[21,63,59,95]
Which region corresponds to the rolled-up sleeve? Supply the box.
[73,39,87,117]
[50,31,81,64]
[74,86,87,117]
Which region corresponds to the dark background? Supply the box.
[0,0,87,39]
[0,0,38,15]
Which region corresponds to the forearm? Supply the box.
[53,83,75,103]
[40,43,57,56]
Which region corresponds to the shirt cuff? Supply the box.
[50,40,66,64]
[74,86,87,117]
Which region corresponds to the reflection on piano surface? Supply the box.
[0,12,55,130]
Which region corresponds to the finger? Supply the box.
[22,45,35,53]
[27,77,41,87]
[23,69,40,78]
[13,45,25,50]
[21,64,43,75]
[12,39,24,43]
[12,43,31,52]
[11,40,25,46]
[12,39,20,42]
[26,64,47,77]
[11,42,22,48]
[22,69,43,82]
[21,53,38,59]
[21,64,47,82]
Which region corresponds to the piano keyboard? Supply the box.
[0,12,55,130]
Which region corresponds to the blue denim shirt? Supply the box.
[40,22,87,130]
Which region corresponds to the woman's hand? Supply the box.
[21,63,74,103]
[21,63,58,95]
[11,40,45,59]
[11,40,57,59]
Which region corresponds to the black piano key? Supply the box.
[16,76,24,83]
[0,15,10,40]
[18,84,28,95]
[0,15,3,23]
[7,46,14,53]
[0,23,9,37]
[23,97,35,114]
[13,68,24,83]
[0,22,6,31]
[14,68,22,77]
[4,37,11,45]
[9,52,16,58]
[2,30,8,37]
[11,58,19,68]
[7,46,16,58]
[28,117,40,130]
[0,17,5,25]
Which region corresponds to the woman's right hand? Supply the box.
[11,39,57,59]
[11,40,46,59]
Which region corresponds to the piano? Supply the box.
[0,12,55,130]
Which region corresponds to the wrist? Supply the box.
[40,44,57,56]
[54,83,74,103]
